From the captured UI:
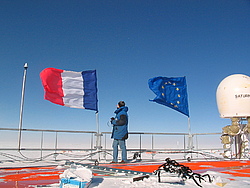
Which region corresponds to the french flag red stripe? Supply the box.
[40,68,64,106]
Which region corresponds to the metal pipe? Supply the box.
[18,63,28,150]
[40,131,44,160]
[139,134,142,160]
[151,134,154,160]
[55,132,58,154]
[91,133,93,160]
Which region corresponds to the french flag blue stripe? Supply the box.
[82,70,98,111]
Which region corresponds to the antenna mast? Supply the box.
[18,63,28,150]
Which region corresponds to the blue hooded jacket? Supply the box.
[111,106,128,140]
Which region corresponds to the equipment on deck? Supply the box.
[153,158,212,187]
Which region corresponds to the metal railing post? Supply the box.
[90,133,93,160]
[151,134,154,160]
[54,132,58,161]
[104,133,107,161]
[40,131,44,160]
[139,134,142,160]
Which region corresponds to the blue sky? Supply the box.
[0,0,250,135]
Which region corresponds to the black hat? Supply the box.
[118,101,125,107]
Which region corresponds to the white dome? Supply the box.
[216,74,250,118]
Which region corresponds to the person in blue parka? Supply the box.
[110,101,128,163]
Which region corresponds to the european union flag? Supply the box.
[148,76,189,117]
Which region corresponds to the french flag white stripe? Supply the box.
[61,70,84,109]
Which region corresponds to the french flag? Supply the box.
[40,68,98,111]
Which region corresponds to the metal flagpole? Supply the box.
[18,63,28,150]
[187,117,193,151]
[95,112,102,161]
[184,117,193,159]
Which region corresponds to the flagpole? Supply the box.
[187,117,193,151]
[18,63,28,150]
[188,117,191,135]
[95,112,102,161]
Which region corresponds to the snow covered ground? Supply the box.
[1,150,250,187]
[89,173,250,188]
[37,169,250,188]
